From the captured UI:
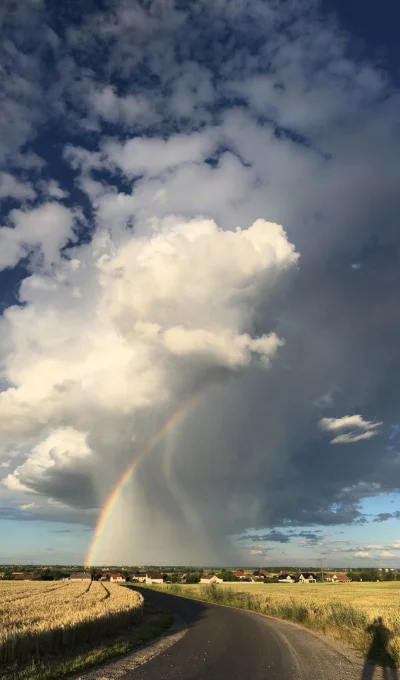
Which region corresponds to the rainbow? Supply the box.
[84,398,196,567]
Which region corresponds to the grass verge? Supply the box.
[145,583,400,668]
[0,598,174,680]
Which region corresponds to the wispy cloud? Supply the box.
[373,511,400,522]
[250,546,274,557]
[329,431,379,445]
[319,415,382,444]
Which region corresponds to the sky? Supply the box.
[0,0,400,568]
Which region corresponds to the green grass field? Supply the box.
[150,581,400,666]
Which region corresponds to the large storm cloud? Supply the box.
[0,0,399,564]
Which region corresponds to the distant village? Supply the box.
[1,565,398,583]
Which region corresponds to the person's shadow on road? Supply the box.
[362,617,398,679]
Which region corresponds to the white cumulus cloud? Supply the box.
[0,216,298,522]
[0,203,77,271]
[4,428,93,495]
[103,130,217,178]
[0,173,36,201]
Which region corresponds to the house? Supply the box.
[252,570,273,580]
[145,571,164,584]
[131,574,146,583]
[100,572,126,582]
[200,574,223,584]
[70,572,92,580]
[299,572,317,584]
[234,570,246,580]
[13,573,38,581]
[326,573,351,583]
[278,572,296,583]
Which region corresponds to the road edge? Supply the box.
[142,586,365,667]
[70,614,187,680]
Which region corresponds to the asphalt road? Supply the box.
[121,588,368,680]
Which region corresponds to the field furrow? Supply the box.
[0,581,143,664]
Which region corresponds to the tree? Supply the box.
[216,570,234,582]
[52,569,64,581]
[89,568,101,581]
[186,572,201,584]
[41,568,55,581]
[352,569,380,582]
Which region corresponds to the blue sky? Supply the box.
[0,0,399,568]
[322,0,400,79]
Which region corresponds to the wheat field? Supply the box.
[210,581,400,617]
[0,580,143,664]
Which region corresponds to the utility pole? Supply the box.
[318,559,324,583]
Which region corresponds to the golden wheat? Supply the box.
[0,581,143,664]
[218,581,400,617]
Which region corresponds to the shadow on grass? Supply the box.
[361,618,398,679]
[130,585,207,629]
[0,596,177,680]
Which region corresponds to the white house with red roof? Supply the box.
[234,570,246,580]
[325,573,351,583]
[101,572,126,582]
[200,574,223,584]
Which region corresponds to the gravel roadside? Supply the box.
[70,616,186,680]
